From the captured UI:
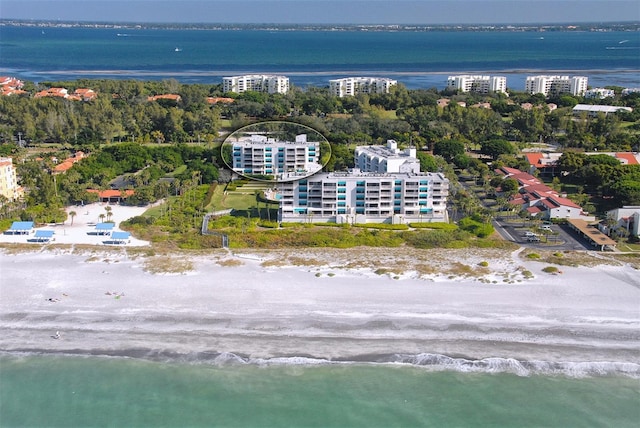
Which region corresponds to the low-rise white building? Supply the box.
[446,75,507,94]
[354,140,420,174]
[329,77,397,97]
[525,75,588,97]
[601,206,640,238]
[572,104,633,116]
[223,75,290,94]
[277,169,449,224]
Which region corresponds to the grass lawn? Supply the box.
[219,119,233,129]
[616,241,640,252]
[206,182,277,213]
[166,165,187,177]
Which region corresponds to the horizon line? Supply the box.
[2,18,639,28]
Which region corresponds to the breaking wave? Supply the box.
[3,350,638,378]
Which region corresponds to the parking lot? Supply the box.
[492,217,595,251]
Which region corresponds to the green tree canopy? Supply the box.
[433,139,465,163]
[480,138,516,159]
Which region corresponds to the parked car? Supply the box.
[527,235,541,242]
[540,225,553,231]
[524,231,538,237]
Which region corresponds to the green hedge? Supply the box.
[409,222,458,231]
[353,223,409,231]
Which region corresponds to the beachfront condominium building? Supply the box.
[354,140,420,174]
[277,169,449,224]
[525,75,588,97]
[223,75,290,94]
[446,75,507,94]
[584,88,615,99]
[0,157,23,202]
[329,77,398,97]
[230,134,322,181]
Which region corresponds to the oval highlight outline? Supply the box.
[221,121,332,183]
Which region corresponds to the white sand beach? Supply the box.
[1,244,639,373]
[0,203,150,246]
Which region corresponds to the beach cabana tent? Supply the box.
[5,221,34,235]
[94,222,115,235]
[32,230,55,243]
[109,231,131,245]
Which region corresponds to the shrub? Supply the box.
[458,216,495,238]
[409,222,458,231]
[542,266,559,274]
[479,261,489,267]
[353,223,409,231]
[521,270,534,279]
[257,221,279,228]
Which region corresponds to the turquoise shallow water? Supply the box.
[1,355,638,428]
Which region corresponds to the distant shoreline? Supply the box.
[1,19,639,33]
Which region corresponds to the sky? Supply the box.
[1,0,638,25]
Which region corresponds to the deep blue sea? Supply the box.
[0,26,639,89]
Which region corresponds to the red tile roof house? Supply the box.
[87,189,135,203]
[206,97,235,104]
[72,88,98,101]
[34,87,69,98]
[525,152,640,179]
[524,152,563,178]
[148,94,182,102]
[52,151,86,174]
[0,76,26,96]
[496,166,595,221]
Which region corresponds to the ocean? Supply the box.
[1,354,639,428]
[0,26,639,90]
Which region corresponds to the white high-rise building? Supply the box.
[446,75,507,94]
[223,75,290,94]
[329,77,398,97]
[354,140,420,174]
[277,170,449,224]
[230,134,322,181]
[525,75,588,97]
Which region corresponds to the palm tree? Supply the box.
[99,213,106,223]
[105,206,113,222]
[69,210,77,226]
